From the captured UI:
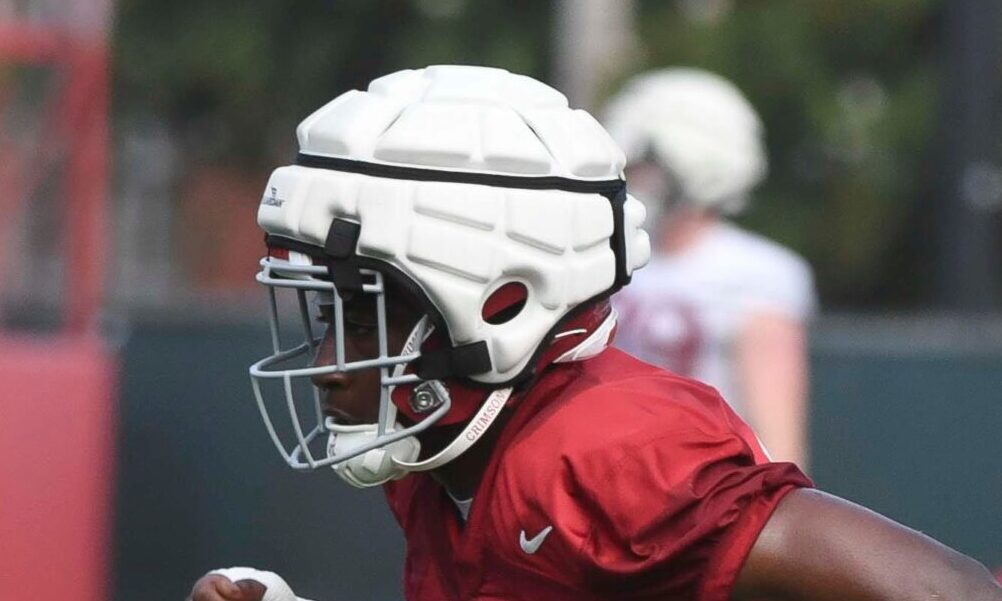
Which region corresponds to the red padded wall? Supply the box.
[0,335,117,601]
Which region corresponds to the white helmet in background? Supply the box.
[603,67,767,215]
[250,65,650,487]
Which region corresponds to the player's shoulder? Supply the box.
[711,222,812,279]
[502,348,751,476]
[708,223,817,317]
[481,349,788,585]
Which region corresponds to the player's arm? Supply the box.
[736,311,809,469]
[732,488,1002,601]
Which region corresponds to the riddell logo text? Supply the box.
[465,395,506,442]
[262,186,285,207]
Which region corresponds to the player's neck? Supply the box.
[658,210,718,255]
[427,409,513,500]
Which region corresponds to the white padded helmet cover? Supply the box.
[259,65,650,385]
[604,68,768,213]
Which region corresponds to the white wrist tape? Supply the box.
[209,567,316,601]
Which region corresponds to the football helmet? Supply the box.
[249,65,650,487]
[603,68,767,215]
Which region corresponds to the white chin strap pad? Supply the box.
[209,567,316,601]
[326,423,420,488]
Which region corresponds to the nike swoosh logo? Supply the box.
[519,525,554,554]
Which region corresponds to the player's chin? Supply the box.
[322,404,360,425]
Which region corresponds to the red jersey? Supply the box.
[384,348,811,600]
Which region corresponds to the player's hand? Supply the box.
[187,572,266,601]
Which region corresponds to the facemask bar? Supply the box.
[249,256,451,470]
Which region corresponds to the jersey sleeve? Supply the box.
[564,385,812,600]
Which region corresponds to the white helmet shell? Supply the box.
[604,68,767,214]
[258,65,650,385]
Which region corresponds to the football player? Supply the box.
[604,68,815,468]
[187,66,1001,601]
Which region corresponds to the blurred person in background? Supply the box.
[604,68,816,469]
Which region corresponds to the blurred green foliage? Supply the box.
[114,0,974,307]
[114,0,551,168]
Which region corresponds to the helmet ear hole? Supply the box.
[482,282,528,325]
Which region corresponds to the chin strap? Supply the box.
[392,386,512,472]
[327,309,611,485]
[392,308,613,472]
